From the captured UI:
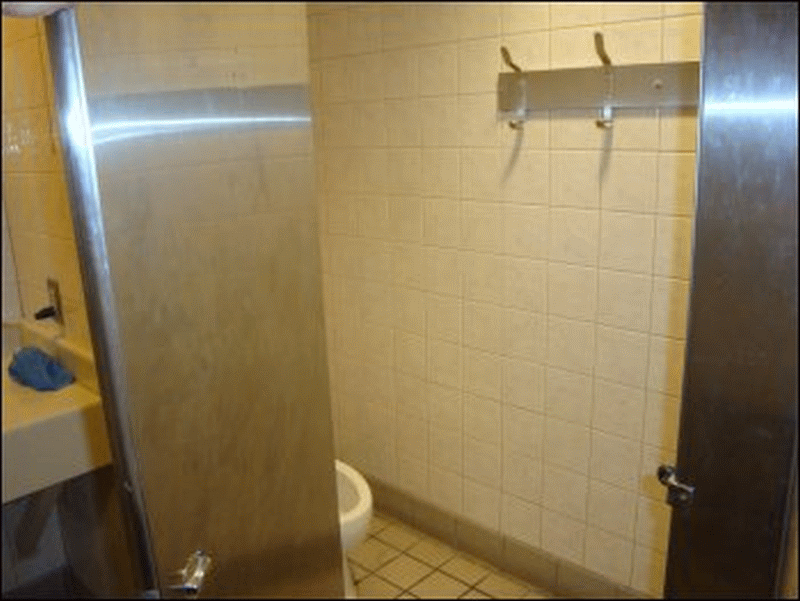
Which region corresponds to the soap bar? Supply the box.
[8,346,75,391]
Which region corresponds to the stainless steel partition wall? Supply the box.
[45,4,343,597]
[664,3,798,598]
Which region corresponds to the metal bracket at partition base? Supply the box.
[498,34,699,127]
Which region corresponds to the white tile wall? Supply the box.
[310,2,701,593]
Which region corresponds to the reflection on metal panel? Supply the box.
[666,3,798,597]
[49,3,342,597]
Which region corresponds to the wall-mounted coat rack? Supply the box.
[498,32,699,129]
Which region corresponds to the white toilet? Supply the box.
[335,459,373,598]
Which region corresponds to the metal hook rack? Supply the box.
[498,32,699,129]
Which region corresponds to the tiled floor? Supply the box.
[347,512,555,599]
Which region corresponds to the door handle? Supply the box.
[169,550,211,597]
[658,465,695,507]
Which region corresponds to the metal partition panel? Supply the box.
[665,3,798,597]
[47,3,342,597]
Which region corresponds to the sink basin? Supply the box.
[2,355,111,504]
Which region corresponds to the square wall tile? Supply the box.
[660,109,697,152]
[461,148,503,201]
[431,425,463,473]
[543,416,591,474]
[596,269,652,333]
[584,526,634,585]
[608,108,660,151]
[424,196,461,248]
[545,367,593,427]
[631,544,667,597]
[504,204,548,258]
[550,24,601,69]
[464,301,504,354]
[503,308,546,364]
[428,382,462,429]
[396,373,427,420]
[459,93,502,148]
[464,436,502,488]
[547,262,597,321]
[590,430,641,490]
[383,48,419,99]
[457,3,502,40]
[541,508,585,565]
[635,496,672,552]
[501,493,541,549]
[463,478,501,531]
[461,201,504,254]
[551,150,601,209]
[658,152,696,216]
[663,15,702,62]
[429,466,464,515]
[426,247,462,297]
[587,478,638,539]
[420,96,460,147]
[647,335,685,397]
[502,452,543,504]
[463,251,505,304]
[549,207,600,266]
[458,37,503,94]
[603,19,662,65]
[396,456,429,500]
[427,293,461,344]
[551,3,603,29]
[502,30,550,75]
[503,149,550,204]
[542,464,588,521]
[595,325,650,389]
[418,42,459,97]
[385,98,421,147]
[643,391,680,452]
[396,331,426,379]
[547,316,595,375]
[654,215,694,280]
[501,2,549,34]
[550,109,604,150]
[593,378,646,441]
[397,412,428,462]
[602,152,658,213]
[503,257,547,313]
[422,148,460,198]
[603,3,663,24]
[429,338,462,389]
[650,276,690,339]
[503,357,546,414]
[503,404,544,459]
[464,349,504,401]
[416,4,460,46]
[599,211,656,274]
[464,393,502,444]
[394,286,426,335]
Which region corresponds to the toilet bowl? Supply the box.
[335,459,372,598]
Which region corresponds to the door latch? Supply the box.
[169,550,211,597]
[658,465,695,507]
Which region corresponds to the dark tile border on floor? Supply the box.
[366,475,654,599]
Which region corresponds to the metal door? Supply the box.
[45,4,343,597]
[663,3,798,597]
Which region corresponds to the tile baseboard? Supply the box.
[366,475,654,599]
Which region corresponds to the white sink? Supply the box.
[2,355,112,504]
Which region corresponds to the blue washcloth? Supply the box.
[8,347,75,391]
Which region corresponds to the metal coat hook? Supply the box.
[594,32,614,128]
[501,46,525,130]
